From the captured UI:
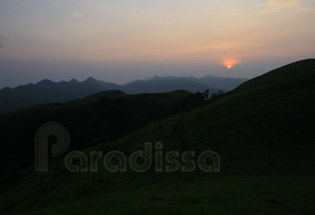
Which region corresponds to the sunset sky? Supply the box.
[0,0,315,87]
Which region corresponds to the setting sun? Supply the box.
[223,59,238,69]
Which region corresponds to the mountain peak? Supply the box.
[69,78,79,83]
[85,77,97,82]
[37,79,54,85]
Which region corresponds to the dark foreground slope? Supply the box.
[1,59,315,215]
[0,90,206,171]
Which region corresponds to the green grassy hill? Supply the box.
[1,59,315,214]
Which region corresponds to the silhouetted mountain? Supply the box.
[122,78,215,94]
[145,75,247,91]
[0,77,120,113]
[0,76,227,113]
[194,74,247,91]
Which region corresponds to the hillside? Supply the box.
[1,59,315,214]
[0,90,207,171]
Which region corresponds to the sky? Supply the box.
[0,0,315,88]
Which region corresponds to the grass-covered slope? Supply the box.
[0,90,205,171]
[235,59,315,91]
[1,59,315,214]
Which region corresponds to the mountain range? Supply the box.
[0,75,247,113]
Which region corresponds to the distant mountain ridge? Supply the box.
[145,75,247,91]
[0,75,247,113]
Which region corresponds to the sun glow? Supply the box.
[223,59,238,69]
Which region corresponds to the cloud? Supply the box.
[258,0,315,14]
[71,13,85,19]
[295,6,315,13]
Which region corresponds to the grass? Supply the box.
[1,59,315,214]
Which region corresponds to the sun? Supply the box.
[223,59,238,69]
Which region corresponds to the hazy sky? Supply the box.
[0,0,315,88]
